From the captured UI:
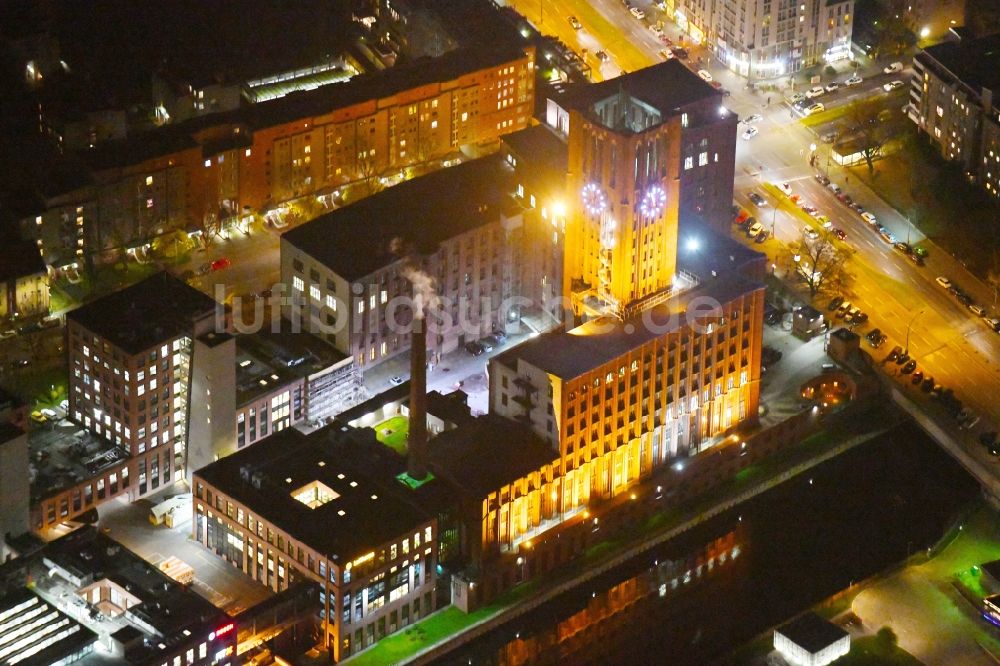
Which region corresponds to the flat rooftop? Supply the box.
[67,271,219,355]
[29,420,128,504]
[194,425,433,562]
[492,272,762,380]
[775,612,849,653]
[13,527,230,665]
[558,60,721,123]
[0,587,97,666]
[430,415,558,499]
[283,154,512,281]
[502,124,569,174]
[920,33,1000,102]
[235,320,347,406]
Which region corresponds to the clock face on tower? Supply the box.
[639,185,667,219]
[581,183,607,217]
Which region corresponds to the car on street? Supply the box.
[748,192,767,206]
[815,215,832,228]
[983,317,1000,332]
[388,376,405,386]
[893,242,911,254]
[596,50,609,62]
[670,46,688,59]
[805,103,825,115]
[912,246,929,258]
[911,370,924,384]
[464,341,486,356]
[11,359,29,369]
[824,82,839,93]
[849,202,865,213]
[878,227,897,244]
[901,360,917,374]
[868,331,887,348]
[0,329,14,340]
[41,408,58,420]
[746,221,764,237]
[484,332,507,346]
[821,131,838,143]
[895,351,911,365]
[210,257,232,271]
[741,126,759,140]
[629,6,645,19]
[742,114,763,124]
[734,208,751,225]
[697,69,713,82]
[969,304,986,317]
[814,173,831,186]
[30,410,47,424]
[883,61,904,74]
[828,295,845,311]
[883,80,905,92]
[860,211,877,226]
[908,252,925,266]
[827,182,842,194]
[800,204,818,214]
[961,414,981,430]
[805,86,825,99]
[836,301,852,318]
[885,346,902,363]
[844,306,861,323]
[479,339,495,352]
[658,49,673,61]
[921,376,935,392]
[935,276,952,289]
[853,311,868,325]
[568,15,582,29]
[803,227,820,240]
[789,92,806,103]
[754,230,769,243]
[845,74,863,86]
[773,182,791,196]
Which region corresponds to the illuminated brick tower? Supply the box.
[564,87,682,319]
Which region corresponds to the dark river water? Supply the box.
[443,421,980,665]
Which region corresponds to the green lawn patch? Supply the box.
[374,415,409,454]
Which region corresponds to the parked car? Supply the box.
[776,182,793,196]
[30,410,47,424]
[748,192,767,206]
[746,221,764,237]
[814,173,831,186]
[883,80,905,92]
[912,246,929,258]
[805,86,825,99]
[831,227,847,240]
[824,82,840,93]
[860,212,877,226]
[789,92,805,103]
[895,351,910,366]
[388,375,405,386]
[853,311,868,324]
[878,227,897,244]
[464,341,486,356]
[568,15,582,29]
[629,6,645,19]
[911,371,924,385]
[821,131,838,143]
[836,301,852,318]
[479,339,495,353]
[883,61,904,74]
[741,126,759,140]
[845,74,863,86]
[828,295,845,311]
[885,346,903,363]
[670,46,688,59]
[743,113,763,124]
[210,257,232,271]
[754,230,769,243]
[803,227,820,240]
[697,69,713,82]
[805,103,826,116]
[921,376,935,392]
[734,209,751,225]
[901,360,917,374]
[969,304,986,317]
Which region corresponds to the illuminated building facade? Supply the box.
[662,0,854,78]
[281,154,544,372]
[547,61,737,236]
[193,426,438,662]
[34,273,221,533]
[10,43,535,274]
[0,239,49,322]
[909,33,1000,198]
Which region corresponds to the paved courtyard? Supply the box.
[97,481,273,615]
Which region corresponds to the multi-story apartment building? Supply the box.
[909,32,1000,198]
[280,154,535,372]
[546,61,738,271]
[0,238,49,322]
[11,42,535,274]
[193,425,438,662]
[0,423,29,562]
[663,0,854,78]
[65,272,219,503]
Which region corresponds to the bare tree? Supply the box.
[847,101,892,175]
[788,230,853,299]
[357,154,384,198]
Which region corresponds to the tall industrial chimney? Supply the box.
[407,320,429,479]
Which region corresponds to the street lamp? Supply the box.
[904,309,924,356]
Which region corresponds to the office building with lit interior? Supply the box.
[660,0,854,78]
[0,526,236,666]
[192,425,438,661]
